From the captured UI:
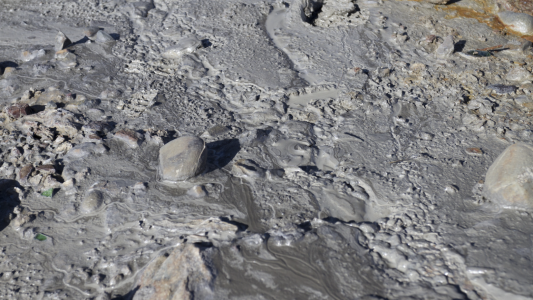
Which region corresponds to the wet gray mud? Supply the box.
[1,0,533,299]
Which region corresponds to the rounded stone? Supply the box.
[497,11,533,36]
[159,136,207,181]
[484,143,533,208]
[81,190,104,213]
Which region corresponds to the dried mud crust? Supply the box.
[1,0,533,299]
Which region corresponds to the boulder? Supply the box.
[484,143,533,208]
[159,136,207,181]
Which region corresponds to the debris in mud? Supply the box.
[34,233,47,241]
[5,104,33,119]
[40,188,53,197]
[486,84,518,94]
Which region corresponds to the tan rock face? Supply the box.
[132,244,213,300]
[159,136,207,182]
[484,143,533,208]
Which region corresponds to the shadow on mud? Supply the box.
[0,179,22,232]
[206,139,241,170]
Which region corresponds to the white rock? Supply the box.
[159,136,207,181]
[484,143,533,208]
[506,66,533,83]
[497,11,533,35]
[435,35,454,59]
[162,36,202,59]
[95,30,115,44]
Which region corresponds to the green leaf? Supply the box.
[35,233,47,241]
[41,188,54,197]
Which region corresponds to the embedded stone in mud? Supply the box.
[131,244,214,300]
[497,11,533,36]
[159,136,207,182]
[484,143,533,208]
[435,35,454,59]
[80,190,104,213]
[232,159,266,179]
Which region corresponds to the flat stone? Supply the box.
[55,31,72,51]
[95,30,115,44]
[83,27,100,40]
[484,143,533,208]
[159,136,207,181]
[131,244,214,300]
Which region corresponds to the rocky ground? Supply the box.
[1,0,533,299]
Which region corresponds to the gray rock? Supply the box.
[95,30,115,44]
[435,35,454,59]
[83,27,100,40]
[484,143,533,208]
[159,136,207,181]
[55,31,72,51]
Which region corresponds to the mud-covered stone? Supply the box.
[55,31,72,51]
[114,129,141,148]
[18,164,34,185]
[80,190,104,213]
[484,143,533,208]
[131,244,214,300]
[435,35,454,59]
[159,136,207,181]
[5,104,33,119]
